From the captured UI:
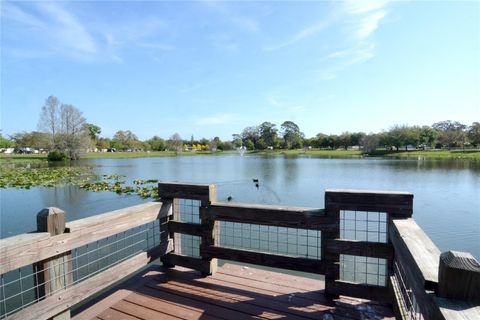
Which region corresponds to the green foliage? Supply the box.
[86,123,101,140]
[0,166,96,189]
[47,150,68,161]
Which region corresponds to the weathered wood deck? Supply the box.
[74,263,395,320]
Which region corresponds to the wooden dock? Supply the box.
[1,182,479,320]
[74,263,395,320]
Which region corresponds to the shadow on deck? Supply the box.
[73,263,394,320]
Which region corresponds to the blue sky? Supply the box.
[1,0,478,140]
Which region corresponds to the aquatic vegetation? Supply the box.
[0,166,97,189]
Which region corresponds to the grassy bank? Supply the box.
[369,149,480,159]
[1,149,479,164]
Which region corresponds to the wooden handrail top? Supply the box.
[0,201,172,274]
[210,201,324,214]
[391,218,440,286]
[326,188,413,196]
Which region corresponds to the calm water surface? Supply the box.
[1,155,479,258]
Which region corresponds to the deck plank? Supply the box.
[74,263,395,320]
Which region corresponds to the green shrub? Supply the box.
[47,150,68,161]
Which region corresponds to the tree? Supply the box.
[361,134,379,153]
[38,96,60,148]
[232,134,242,148]
[259,122,278,148]
[112,130,139,150]
[10,131,50,149]
[432,120,467,149]
[86,124,101,141]
[338,132,351,150]
[280,121,304,149]
[0,131,14,148]
[168,133,183,151]
[58,104,89,159]
[467,122,480,147]
[146,136,166,151]
[419,126,437,148]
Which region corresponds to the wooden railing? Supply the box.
[0,182,478,320]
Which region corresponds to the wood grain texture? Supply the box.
[326,279,391,303]
[438,251,480,303]
[8,240,172,320]
[325,189,413,216]
[206,202,334,230]
[158,182,215,202]
[1,202,167,274]
[324,239,393,260]
[200,245,326,274]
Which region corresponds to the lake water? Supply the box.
[1,155,479,259]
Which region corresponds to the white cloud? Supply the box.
[356,11,387,39]
[267,95,306,113]
[265,18,333,52]
[196,114,236,125]
[36,2,97,54]
[342,0,390,15]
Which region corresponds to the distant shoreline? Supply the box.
[1,149,479,164]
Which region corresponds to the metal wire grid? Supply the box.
[177,199,201,224]
[174,234,201,258]
[392,255,424,320]
[340,210,388,243]
[340,254,387,286]
[0,220,162,319]
[216,221,321,259]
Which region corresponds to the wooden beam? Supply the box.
[324,239,393,260]
[325,189,413,217]
[168,221,203,236]
[200,245,326,274]
[1,202,168,274]
[36,207,72,320]
[438,251,480,303]
[161,253,210,274]
[158,182,215,203]
[206,202,334,231]
[7,241,172,320]
[326,279,391,303]
[390,218,440,289]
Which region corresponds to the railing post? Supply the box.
[438,251,480,303]
[200,184,218,276]
[35,207,73,320]
[323,194,340,298]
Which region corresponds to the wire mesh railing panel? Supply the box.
[340,210,388,243]
[174,234,201,258]
[392,255,424,320]
[340,254,387,286]
[0,219,163,319]
[217,221,321,259]
[0,265,36,319]
[177,199,201,224]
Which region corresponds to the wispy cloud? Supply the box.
[264,17,334,52]
[195,114,236,125]
[201,1,259,33]
[267,96,306,113]
[320,0,391,78]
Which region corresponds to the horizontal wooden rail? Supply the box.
[390,218,440,290]
[326,279,391,303]
[201,245,327,274]
[325,189,413,217]
[1,201,172,274]
[206,202,335,230]
[168,221,203,236]
[324,239,393,260]
[7,240,172,320]
[158,182,215,202]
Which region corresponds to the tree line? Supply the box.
[1,96,479,156]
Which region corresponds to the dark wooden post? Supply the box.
[438,251,480,303]
[200,184,218,276]
[323,193,340,298]
[36,207,73,320]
